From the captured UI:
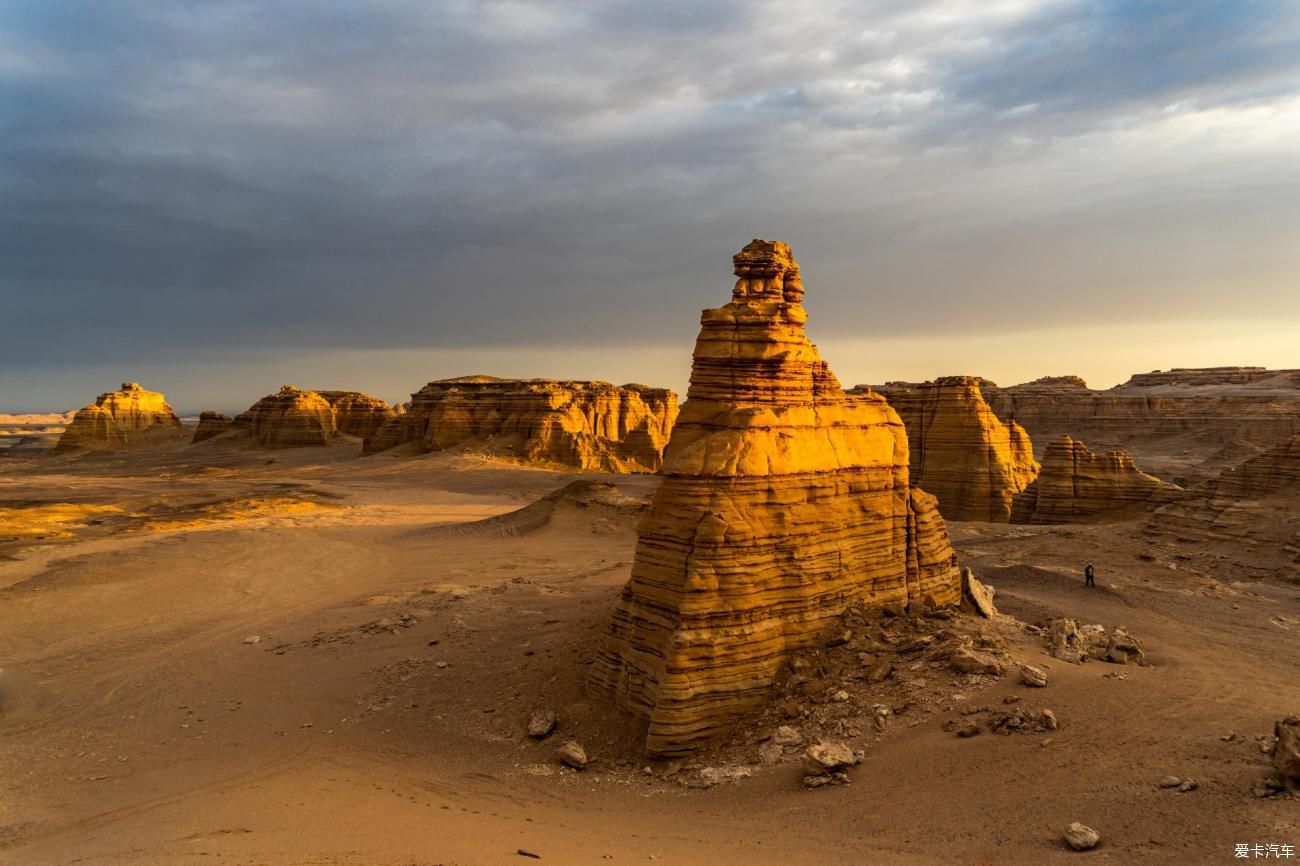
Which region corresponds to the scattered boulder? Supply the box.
[1019,664,1049,688]
[1101,627,1146,666]
[556,740,588,770]
[866,660,894,684]
[1273,715,1300,786]
[954,721,981,738]
[1047,618,1088,664]
[961,567,998,618]
[527,708,558,739]
[1158,775,1182,788]
[772,725,803,746]
[801,740,861,787]
[1063,823,1100,851]
[949,647,1004,676]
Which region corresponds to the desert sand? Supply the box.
[0,424,1296,866]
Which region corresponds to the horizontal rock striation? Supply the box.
[57,382,186,451]
[1146,432,1300,581]
[588,239,961,757]
[1011,435,1182,524]
[864,377,1039,522]
[233,386,396,448]
[977,369,1300,485]
[363,377,677,473]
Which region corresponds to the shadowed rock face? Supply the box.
[587,239,961,758]
[233,386,395,448]
[1146,432,1300,581]
[865,377,1039,522]
[1011,435,1182,524]
[191,412,233,443]
[362,377,677,473]
[56,382,185,451]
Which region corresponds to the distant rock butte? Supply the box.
[863,377,1039,522]
[363,377,677,473]
[1011,435,1182,524]
[191,412,233,443]
[56,382,186,451]
[978,368,1300,484]
[1146,432,1300,582]
[587,239,961,758]
[233,386,395,448]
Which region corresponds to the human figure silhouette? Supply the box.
[1084,563,1095,588]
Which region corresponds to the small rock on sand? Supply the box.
[1019,664,1049,688]
[1063,822,1100,851]
[772,725,803,746]
[557,740,587,770]
[527,709,558,739]
[1158,775,1182,788]
[802,740,859,774]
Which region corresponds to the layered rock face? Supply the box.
[1011,435,1182,524]
[233,386,395,448]
[588,239,961,757]
[191,412,233,443]
[865,377,1039,522]
[979,369,1300,484]
[56,383,186,451]
[363,377,677,473]
[1146,433,1300,581]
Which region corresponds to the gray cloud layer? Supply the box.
[2,1,1299,384]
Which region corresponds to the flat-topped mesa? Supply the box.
[1121,367,1300,389]
[232,386,396,448]
[1011,435,1182,524]
[56,382,186,451]
[866,377,1039,522]
[362,377,677,473]
[588,239,962,758]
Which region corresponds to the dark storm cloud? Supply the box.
[2,0,1299,374]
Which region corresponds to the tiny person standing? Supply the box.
[1084,562,1095,588]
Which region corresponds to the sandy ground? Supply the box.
[1,442,1297,865]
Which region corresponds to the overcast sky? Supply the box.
[3,1,1299,412]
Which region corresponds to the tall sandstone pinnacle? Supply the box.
[1012,435,1182,524]
[57,382,186,451]
[867,377,1039,521]
[588,239,962,757]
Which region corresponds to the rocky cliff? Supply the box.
[587,239,961,757]
[979,369,1300,485]
[233,386,395,448]
[864,377,1039,522]
[1146,433,1300,582]
[56,383,186,451]
[191,412,233,443]
[1011,435,1182,524]
[363,377,676,473]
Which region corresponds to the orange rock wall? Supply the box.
[57,382,185,451]
[1011,435,1182,523]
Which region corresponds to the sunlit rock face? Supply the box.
[363,377,677,473]
[233,386,395,448]
[865,377,1039,522]
[1146,432,1300,581]
[56,382,186,451]
[588,239,961,757]
[191,412,233,443]
[1011,435,1182,524]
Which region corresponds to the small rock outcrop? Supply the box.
[588,240,962,758]
[56,383,186,451]
[865,377,1039,521]
[232,386,395,448]
[1011,435,1183,523]
[191,412,233,443]
[1274,716,1300,787]
[363,377,677,472]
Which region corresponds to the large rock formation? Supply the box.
[363,377,676,473]
[191,412,233,443]
[233,386,395,448]
[1146,432,1300,582]
[863,377,1039,522]
[588,239,961,757]
[979,369,1300,485]
[1011,435,1182,524]
[56,383,186,451]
